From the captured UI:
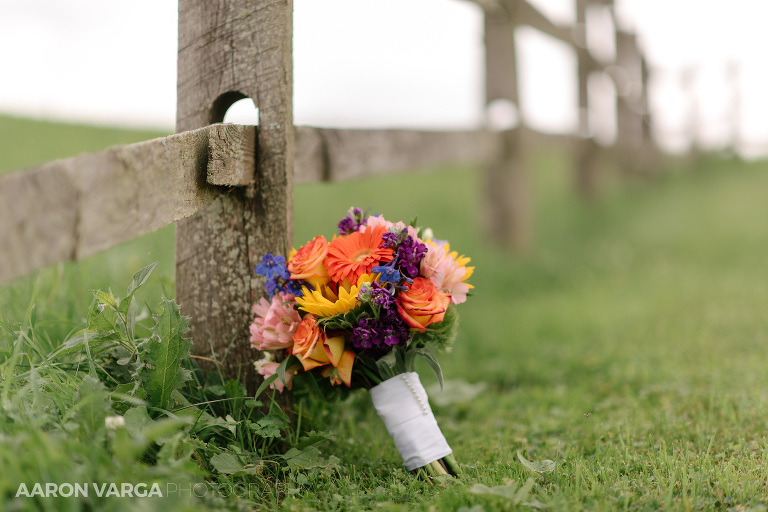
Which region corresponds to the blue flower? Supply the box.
[264,277,282,297]
[285,279,309,297]
[372,264,401,284]
[255,254,287,280]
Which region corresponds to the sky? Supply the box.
[1,0,766,157]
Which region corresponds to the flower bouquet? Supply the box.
[250,208,473,477]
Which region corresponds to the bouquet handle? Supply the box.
[369,372,458,475]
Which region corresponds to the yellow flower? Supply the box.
[294,273,375,317]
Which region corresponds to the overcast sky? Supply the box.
[1,0,766,156]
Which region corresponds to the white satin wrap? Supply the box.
[369,372,452,471]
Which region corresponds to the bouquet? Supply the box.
[250,207,473,477]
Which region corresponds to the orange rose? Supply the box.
[288,235,331,291]
[321,350,355,387]
[292,315,346,371]
[396,277,451,332]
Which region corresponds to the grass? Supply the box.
[2,113,768,510]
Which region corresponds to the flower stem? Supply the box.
[443,453,462,476]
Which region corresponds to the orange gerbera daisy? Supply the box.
[325,225,394,286]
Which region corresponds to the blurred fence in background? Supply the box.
[0,0,657,396]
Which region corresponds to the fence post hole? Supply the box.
[483,0,531,250]
[175,0,294,401]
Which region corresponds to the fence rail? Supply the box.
[0,124,503,284]
[0,124,251,284]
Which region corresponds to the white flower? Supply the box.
[105,415,125,430]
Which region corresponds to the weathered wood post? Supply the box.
[483,0,531,250]
[614,29,643,174]
[175,0,294,398]
[575,0,599,200]
[637,55,660,171]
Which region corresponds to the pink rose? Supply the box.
[250,291,301,350]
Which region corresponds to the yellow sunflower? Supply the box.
[294,273,375,317]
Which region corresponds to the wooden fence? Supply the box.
[0,0,654,395]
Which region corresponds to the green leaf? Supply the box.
[119,262,158,318]
[91,305,118,333]
[126,295,139,339]
[193,415,238,435]
[517,451,557,473]
[70,375,111,435]
[95,290,118,309]
[225,379,245,415]
[282,447,339,471]
[127,262,158,298]
[295,430,335,450]
[251,415,288,439]
[406,348,444,391]
[277,355,299,387]
[137,297,192,410]
[409,304,459,349]
[469,478,535,504]
[302,370,326,400]
[142,416,194,445]
[210,452,245,475]
[110,392,147,408]
[377,346,406,380]
[156,433,203,466]
[254,373,279,400]
[123,406,152,436]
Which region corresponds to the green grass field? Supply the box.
[2,114,768,511]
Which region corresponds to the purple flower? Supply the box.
[338,217,356,235]
[380,231,399,249]
[349,282,409,357]
[395,236,428,280]
[349,310,409,357]
[337,207,369,235]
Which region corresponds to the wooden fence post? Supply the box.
[575,0,598,200]
[614,29,643,173]
[175,0,294,398]
[637,55,660,170]
[483,0,530,250]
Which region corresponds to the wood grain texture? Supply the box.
[207,124,257,186]
[175,0,294,398]
[0,124,254,284]
[293,127,500,184]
